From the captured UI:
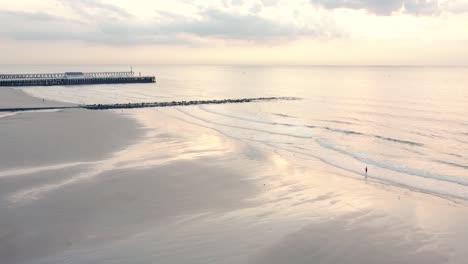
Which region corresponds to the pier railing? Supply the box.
[0,71,135,80]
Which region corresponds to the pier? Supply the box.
[0,71,155,87]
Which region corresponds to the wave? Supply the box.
[199,106,300,127]
[177,109,313,139]
[454,138,468,145]
[272,113,296,118]
[373,135,423,147]
[359,110,468,128]
[170,106,468,200]
[201,105,424,147]
[410,130,442,139]
[434,160,468,170]
[324,127,423,147]
[255,140,468,200]
[444,152,463,158]
[403,147,425,156]
[316,138,468,186]
[319,120,355,125]
[324,127,363,135]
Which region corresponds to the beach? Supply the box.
[1,65,468,264]
[2,0,468,261]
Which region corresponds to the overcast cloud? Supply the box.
[310,0,440,15]
[0,0,342,45]
[0,0,467,46]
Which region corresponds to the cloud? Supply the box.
[0,11,88,41]
[310,0,440,15]
[0,10,191,46]
[155,8,337,41]
[58,0,133,19]
[0,1,342,46]
[403,0,440,15]
[261,0,280,7]
[441,0,468,13]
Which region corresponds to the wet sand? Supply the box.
[0,88,73,109]
[0,88,145,170]
[1,88,468,264]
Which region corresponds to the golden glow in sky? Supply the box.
[0,0,467,65]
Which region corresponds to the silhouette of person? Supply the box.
[365,167,368,177]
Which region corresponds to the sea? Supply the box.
[4,64,466,200]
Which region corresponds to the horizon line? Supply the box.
[1,63,468,68]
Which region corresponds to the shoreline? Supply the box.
[0,88,74,109]
[1,87,468,264]
[0,88,146,171]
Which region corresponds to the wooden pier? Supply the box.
[0,71,155,87]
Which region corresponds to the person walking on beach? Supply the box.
[365,166,368,177]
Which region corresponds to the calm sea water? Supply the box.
[7,64,468,199]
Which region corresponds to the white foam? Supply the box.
[0,112,17,118]
[0,162,94,178]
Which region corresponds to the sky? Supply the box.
[0,0,468,65]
